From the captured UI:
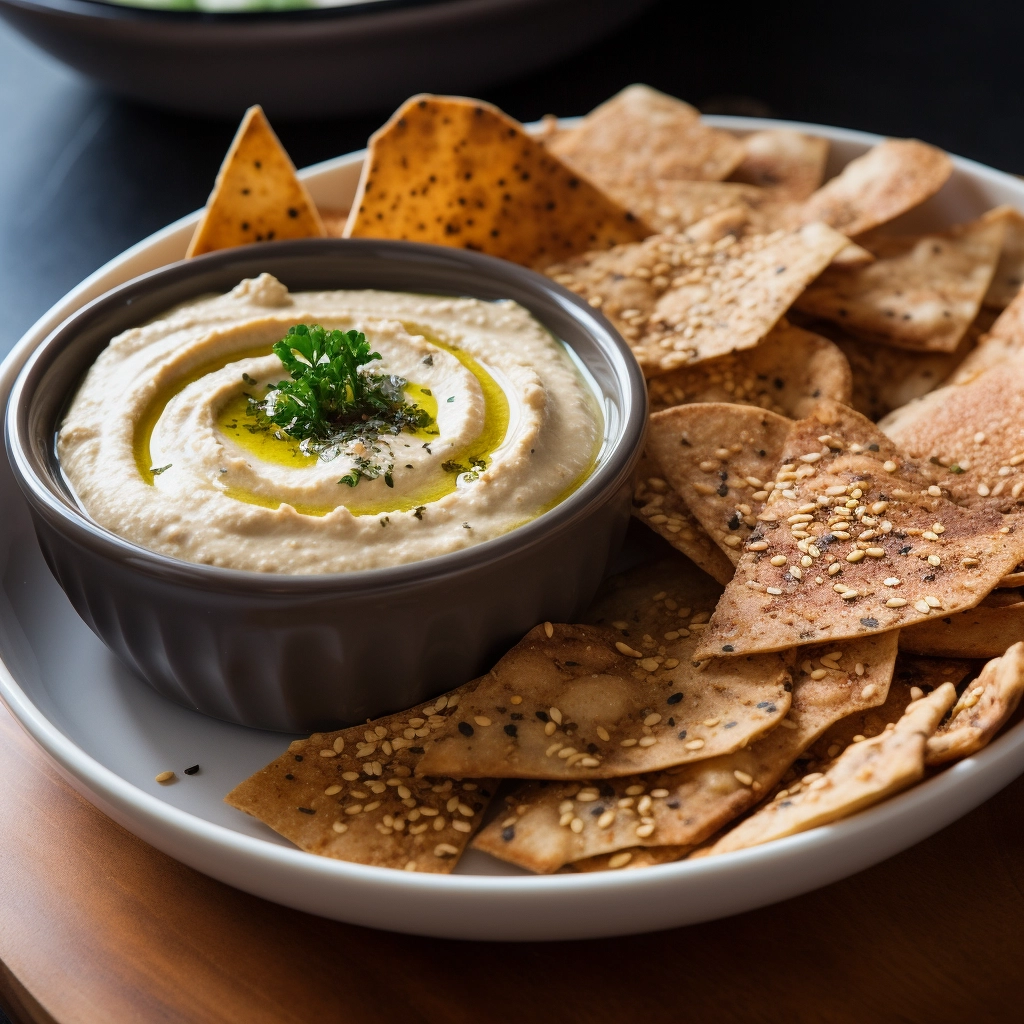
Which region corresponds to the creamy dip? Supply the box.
[57,274,604,573]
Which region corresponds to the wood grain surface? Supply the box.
[0,698,1022,1024]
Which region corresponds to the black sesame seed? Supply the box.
[458,722,474,737]
[183,765,200,776]
[717,483,729,497]
[294,754,303,761]
[860,617,879,628]
[298,807,315,815]
[667,799,680,809]
[667,692,683,704]
[284,773,294,780]
[409,746,425,754]
[511,712,523,720]
[591,805,605,816]
[536,710,550,722]
[724,721,737,729]
[677,730,688,740]
[502,826,515,841]
[722,644,735,652]
[504,724,518,737]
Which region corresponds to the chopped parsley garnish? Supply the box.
[150,464,172,475]
[251,324,435,487]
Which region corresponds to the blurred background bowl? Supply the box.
[0,0,654,118]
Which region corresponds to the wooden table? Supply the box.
[0,697,1022,1024]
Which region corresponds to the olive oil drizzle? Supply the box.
[134,331,520,518]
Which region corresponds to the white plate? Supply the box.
[2,117,1024,942]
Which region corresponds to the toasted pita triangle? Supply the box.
[822,308,991,421]
[645,403,791,563]
[187,106,325,258]
[225,686,494,873]
[647,322,852,419]
[793,215,1005,353]
[548,85,745,191]
[798,138,952,239]
[633,452,735,584]
[343,94,650,269]
[416,557,791,781]
[881,360,1024,512]
[706,682,956,855]
[730,129,829,201]
[610,179,769,233]
[547,222,848,375]
[472,632,897,873]
[804,654,973,769]
[950,282,1024,384]
[899,600,1024,658]
[926,642,1024,764]
[983,206,1024,310]
[694,400,1024,659]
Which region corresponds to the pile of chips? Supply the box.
[197,88,1024,873]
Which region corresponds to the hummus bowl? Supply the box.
[6,238,646,732]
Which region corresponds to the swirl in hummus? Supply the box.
[57,274,604,573]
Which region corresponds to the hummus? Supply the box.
[58,274,604,573]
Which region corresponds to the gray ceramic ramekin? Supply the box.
[6,239,646,732]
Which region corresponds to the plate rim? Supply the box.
[3,113,1024,920]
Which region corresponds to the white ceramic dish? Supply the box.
[2,117,1024,942]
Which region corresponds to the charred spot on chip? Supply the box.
[535,710,550,722]
[504,724,517,737]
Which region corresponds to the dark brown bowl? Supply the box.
[5,238,646,731]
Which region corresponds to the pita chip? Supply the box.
[798,138,952,239]
[805,654,974,768]
[415,613,790,782]
[647,322,852,419]
[633,452,735,585]
[548,85,745,192]
[881,360,1024,512]
[707,682,956,855]
[694,400,1024,660]
[983,206,1024,309]
[794,214,1005,353]
[949,283,1024,384]
[614,179,769,234]
[730,129,829,201]
[926,642,1024,764]
[225,688,495,873]
[344,94,650,269]
[187,106,326,258]
[899,600,1024,658]
[473,633,896,873]
[824,309,990,421]
[645,403,791,563]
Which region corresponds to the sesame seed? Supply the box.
[638,736,658,747]
[733,770,753,786]
[914,599,931,613]
[684,739,705,750]
[883,577,901,586]
[925,596,941,608]
[342,771,359,781]
[828,563,842,575]
[644,713,662,726]
[609,852,633,868]
[545,721,557,736]
[319,749,337,758]
[810,669,828,680]
[620,738,638,747]
[770,555,788,566]
[767,587,783,595]
[324,785,342,796]
[511,695,522,704]
[635,823,656,838]
[886,598,908,608]
[846,550,865,563]
[452,820,472,833]
[155,771,175,784]
[557,747,579,759]
[616,641,642,658]
[474,716,492,727]
[570,817,584,833]
[866,548,885,558]
[434,843,459,857]
[333,737,345,753]
[841,590,859,600]
[927,555,941,567]
[928,485,942,497]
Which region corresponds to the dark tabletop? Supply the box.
[4,1,1024,358]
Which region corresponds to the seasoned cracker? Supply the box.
[226,690,495,872]
[798,138,952,238]
[821,309,991,421]
[633,452,735,584]
[344,94,649,268]
[730,129,829,201]
[472,633,896,873]
[694,400,1024,659]
[882,360,1024,512]
[548,85,745,192]
[949,283,1024,384]
[647,322,852,419]
[982,206,1024,310]
[645,403,791,562]
[805,654,974,768]
[899,600,1024,658]
[186,105,326,257]
[793,214,1004,353]
[707,682,957,855]
[416,620,789,781]
[926,642,1024,764]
